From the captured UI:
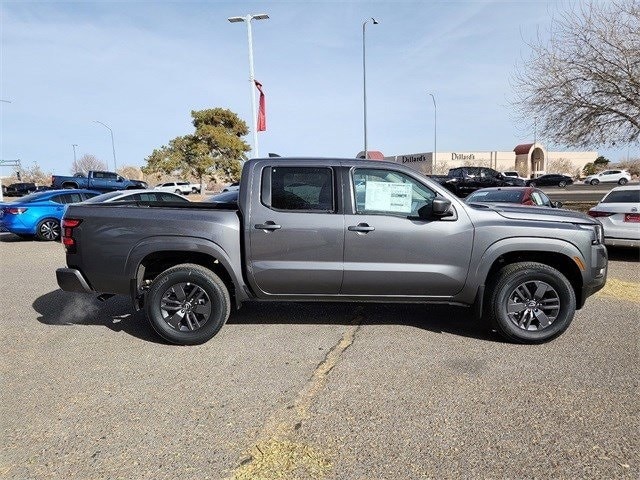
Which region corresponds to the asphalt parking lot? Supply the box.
[1,235,638,479]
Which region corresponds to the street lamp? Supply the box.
[94,121,117,171]
[72,144,78,164]
[428,93,437,173]
[362,17,379,160]
[228,13,269,159]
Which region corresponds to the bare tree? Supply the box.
[512,0,640,148]
[71,154,107,174]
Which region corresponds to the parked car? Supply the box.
[502,171,527,182]
[526,174,574,188]
[221,182,240,193]
[56,158,607,346]
[153,182,193,195]
[0,189,99,240]
[583,170,631,186]
[187,182,203,194]
[587,185,640,247]
[465,187,562,208]
[204,190,238,206]
[81,190,189,204]
[51,171,147,192]
[4,182,37,197]
[430,166,524,197]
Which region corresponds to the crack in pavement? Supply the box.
[230,311,364,479]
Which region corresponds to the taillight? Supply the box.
[5,207,28,214]
[62,218,82,252]
[624,213,640,223]
[587,210,614,218]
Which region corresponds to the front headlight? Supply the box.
[578,224,604,245]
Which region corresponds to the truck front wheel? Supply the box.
[145,263,230,345]
[486,262,576,344]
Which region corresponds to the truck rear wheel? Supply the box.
[145,263,230,345]
[486,262,576,344]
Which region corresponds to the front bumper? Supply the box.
[56,268,94,293]
[579,245,608,307]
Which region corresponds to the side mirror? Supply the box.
[552,201,563,208]
[431,197,452,217]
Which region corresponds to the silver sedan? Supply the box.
[588,185,640,247]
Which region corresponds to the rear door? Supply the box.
[342,166,473,297]
[247,165,344,295]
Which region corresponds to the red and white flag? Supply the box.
[254,80,266,131]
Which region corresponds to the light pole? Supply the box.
[428,93,437,173]
[72,144,78,164]
[94,121,117,171]
[228,13,269,159]
[362,18,379,160]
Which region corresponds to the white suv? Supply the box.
[154,182,193,194]
[584,170,631,186]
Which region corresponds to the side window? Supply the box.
[104,173,118,181]
[537,192,552,207]
[352,168,436,217]
[58,193,83,204]
[138,193,158,202]
[93,172,105,179]
[160,193,186,202]
[531,191,549,206]
[82,193,99,200]
[50,195,63,204]
[265,167,334,212]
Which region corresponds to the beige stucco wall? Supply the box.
[386,148,598,177]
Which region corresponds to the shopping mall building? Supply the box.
[360,143,598,178]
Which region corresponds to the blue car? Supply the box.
[0,189,99,241]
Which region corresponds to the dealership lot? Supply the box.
[1,236,638,479]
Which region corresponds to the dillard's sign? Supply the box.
[400,154,430,164]
[451,153,476,160]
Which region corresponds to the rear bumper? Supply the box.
[56,268,94,293]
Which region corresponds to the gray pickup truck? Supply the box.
[56,158,607,345]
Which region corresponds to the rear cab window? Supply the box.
[261,166,335,212]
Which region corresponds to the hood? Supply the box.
[468,203,598,225]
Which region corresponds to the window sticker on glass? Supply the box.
[365,181,413,213]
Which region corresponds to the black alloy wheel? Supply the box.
[145,263,230,345]
[486,262,576,344]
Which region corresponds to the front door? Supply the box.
[247,165,344,295]
[342,167,473,297]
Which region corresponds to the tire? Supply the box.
[618,178,628,185]
[175,189,181,194]
[485,262,576,344]
[590,179,599,186]
[35,218,61,241]
[191,187,198,194]
[145,263,230,345]
[558,181,567,188]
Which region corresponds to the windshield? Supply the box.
[602,190,640,203]
[206,191,238,203]
[466,190,525,203]
[82,191,127,203]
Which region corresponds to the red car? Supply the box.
[465,187,563,208]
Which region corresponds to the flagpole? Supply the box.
[229,13,269,159]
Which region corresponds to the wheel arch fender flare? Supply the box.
[474,237,585,286]
[124,236,249,305]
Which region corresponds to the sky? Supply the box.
[1,0,637,176]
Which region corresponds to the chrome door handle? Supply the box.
[348,223,375,233]
[255,222,281,231]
